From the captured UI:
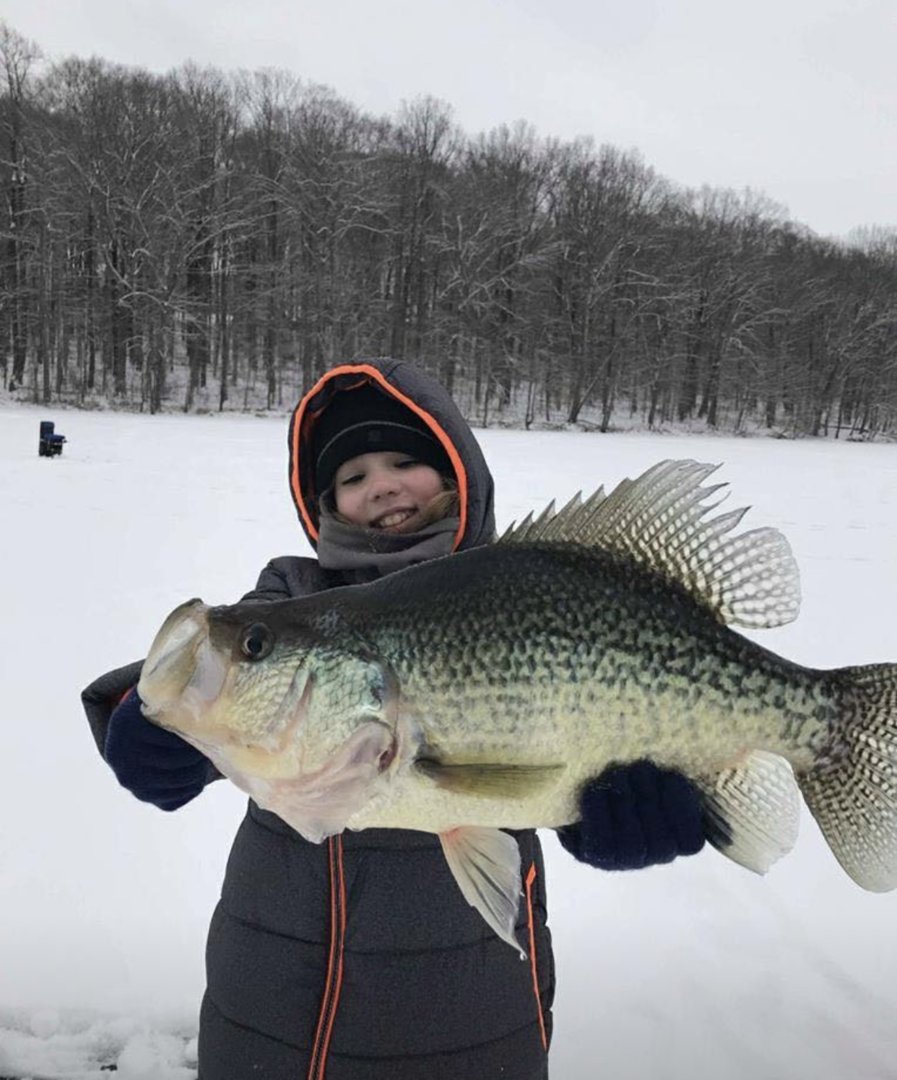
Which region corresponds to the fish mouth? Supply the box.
[138,599,226,726]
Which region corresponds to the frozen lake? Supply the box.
[1,402,896,1079]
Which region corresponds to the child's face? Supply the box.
[333,450,446,534]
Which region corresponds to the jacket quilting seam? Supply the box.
[214,905,324,948]
[202,991,311,1051]
[309,1017,548,1065]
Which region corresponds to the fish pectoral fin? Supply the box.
[439,826,524,956]
[415,758,565,797]
[697,750,801,875]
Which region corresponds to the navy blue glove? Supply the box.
[557,760,705,870]
[105,688,212,811]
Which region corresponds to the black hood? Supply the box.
[288,358,496,554]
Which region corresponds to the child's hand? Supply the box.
[105,688,212,810]
[557,761,705,870]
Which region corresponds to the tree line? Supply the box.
[2,22,897,437]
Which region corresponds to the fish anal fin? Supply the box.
[698,750,801,875]
[439,826,524,955]
[416,758,565,797]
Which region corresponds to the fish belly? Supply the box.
[345,668,826,834]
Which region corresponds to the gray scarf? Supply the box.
[316,508,460,579]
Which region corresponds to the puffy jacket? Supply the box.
[84,359,553,1080]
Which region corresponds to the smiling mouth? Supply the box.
[371,508,417,531]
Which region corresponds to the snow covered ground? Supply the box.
[2,402,896,1080]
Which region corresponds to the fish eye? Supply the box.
[240,622,275,661]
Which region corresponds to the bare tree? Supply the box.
[0,21,41,390]
[4,21,897,438]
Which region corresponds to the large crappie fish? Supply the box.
[138,460,897,950]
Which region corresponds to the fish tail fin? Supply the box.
[798,663,897,891]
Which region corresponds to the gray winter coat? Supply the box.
[83,359,554,1080]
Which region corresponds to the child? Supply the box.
[82,358,704,1080]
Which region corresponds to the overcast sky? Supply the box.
[3,0,895,239]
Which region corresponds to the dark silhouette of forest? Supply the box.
[3,22,896,435]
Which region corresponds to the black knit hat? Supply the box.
[313,383,452,494]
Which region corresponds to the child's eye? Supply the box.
[395,457,421,469]
[339,472,364,486]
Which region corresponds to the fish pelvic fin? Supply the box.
[416,758,565,797]
[697,751,801,875]
[798,663,897,892]
[439,826,525,956]
[500,459,801,630]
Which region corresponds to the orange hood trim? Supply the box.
[290,363,469,551]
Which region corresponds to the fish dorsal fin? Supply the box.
[500,459,800,629]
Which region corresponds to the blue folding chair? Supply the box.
[39,420,67,457]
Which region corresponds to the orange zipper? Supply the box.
[307,836,347,1080]
[525,861,548,1052]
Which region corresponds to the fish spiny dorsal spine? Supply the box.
[500,459,801,631]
